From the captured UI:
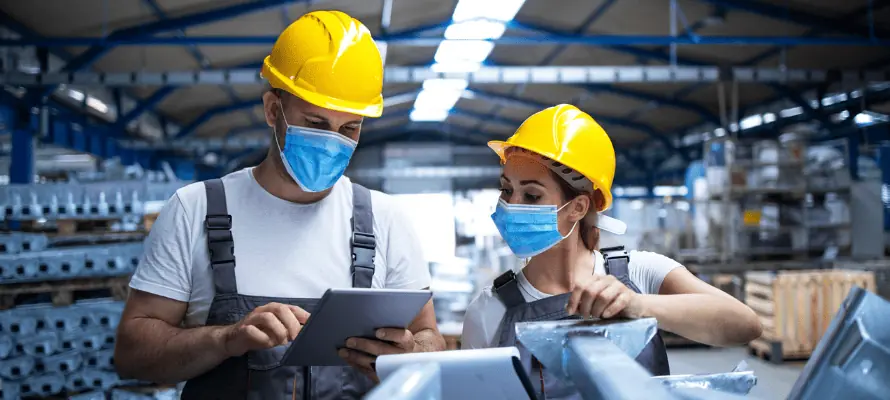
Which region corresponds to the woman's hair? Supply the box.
[552,170,604,251]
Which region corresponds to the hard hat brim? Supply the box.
[262,57,384,118]
[487,139,613,212]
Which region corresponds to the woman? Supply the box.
[461,104,761,396]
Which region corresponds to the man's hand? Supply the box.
[566,275,645,319]
[222,303,310,357]
[339,328,416,382]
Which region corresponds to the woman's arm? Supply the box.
[639,268,762,347]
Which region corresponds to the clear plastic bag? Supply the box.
[514,318,658,381]
[655,361,757,395]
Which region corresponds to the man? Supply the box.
[113,10,444,399]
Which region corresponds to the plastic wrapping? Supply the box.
[365,362,441,400]
[654,362,757,395]
[515,318,658,381]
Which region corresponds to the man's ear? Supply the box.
[262,90,279,128]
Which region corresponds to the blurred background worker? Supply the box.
[113,10,443,399]
[460,104,762,398]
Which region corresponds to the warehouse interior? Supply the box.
[0,0,889,399]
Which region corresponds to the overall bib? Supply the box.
[492,247,670,399]
[180,179,377,399]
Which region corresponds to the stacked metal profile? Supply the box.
[0,176,188,399]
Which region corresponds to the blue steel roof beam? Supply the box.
[142,0,263,129]
[743,3,890,66]
[114,86,176,131]
[48,0,315,98]
[475,1,617,132]
[176,99,262,139]
[696,0,890,39]
[467,89,690,162]
[585,84,721,125]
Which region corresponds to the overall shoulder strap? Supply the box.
[204,179,237,295]
[493,270,526,308]
[350,183,376,289]
[602,245,644,293]
[601,245,630,278]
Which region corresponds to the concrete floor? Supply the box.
[667,347,805,400]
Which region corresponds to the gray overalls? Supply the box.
[180,179,378,399]
[492,246,670,399]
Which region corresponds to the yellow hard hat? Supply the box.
[489,104,616,211]
[262,10,384,118]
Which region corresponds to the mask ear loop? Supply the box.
[272,100,289,153]
[557,200,579,239]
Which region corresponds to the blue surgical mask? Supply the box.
[274,102,358,193]
[491,198,577,258]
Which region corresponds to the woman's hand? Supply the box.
[566,275,645,319]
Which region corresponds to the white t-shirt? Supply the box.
[129,168,431,327]
[460,250,683,349]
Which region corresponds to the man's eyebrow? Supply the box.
[303,112,329,122]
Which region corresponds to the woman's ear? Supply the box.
[568,195,590,222]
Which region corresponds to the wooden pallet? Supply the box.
[20,218,118,235]
[0,276,130,309]
[744,269,876,359]
[747,338,810,364]
[143,212,160,231]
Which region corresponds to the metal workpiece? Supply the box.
[0,242,144,283]
[0,180,185,222]
[564,336,675,400]
[563,337,752,400]
[1,66,888,87]
[365,362,441,400]
[653,370,757,395]
[514,318,658,381]
[787,287,890,400]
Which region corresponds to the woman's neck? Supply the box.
[523,239,595,295]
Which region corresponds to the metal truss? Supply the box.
[3,66,887,87]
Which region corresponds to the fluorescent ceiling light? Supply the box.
[445,20,507,40]
[413,89,463,111]
[739,115,763,130]
[854,113,875,125]
[762,113,777,123]
[434,40,494,65]
[452,0,526,22]
[87,96,109,114]
[410,109,450,122]
[779,106,803,118]
[422,79,469,91]
[68,89,85,102]
[431,61,483,73]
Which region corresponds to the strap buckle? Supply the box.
[493,270,517,291]
[351,232,376,250]
[600,245,629,260]
[205,214,232,230]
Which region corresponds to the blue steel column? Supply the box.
[878,145,890,231]
[848,131,861,181]
[11,129,35,184]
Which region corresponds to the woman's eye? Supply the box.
[524,193,540,202]
[499,188,512,196]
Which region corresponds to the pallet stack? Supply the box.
[744,269,876,363]
[0,179,186,399]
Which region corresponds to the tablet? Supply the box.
[281,288,432,366]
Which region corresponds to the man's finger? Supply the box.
[339,348,376,370]
[376,328,413,349]
[346,337,401,356]
[243,325,276,349]
[268,305,301,341]
[590,283,622,318]
[289,305,310,324]
[253,312,289,345]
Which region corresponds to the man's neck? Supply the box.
[253,155,332,204]
[523,239,594,295]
